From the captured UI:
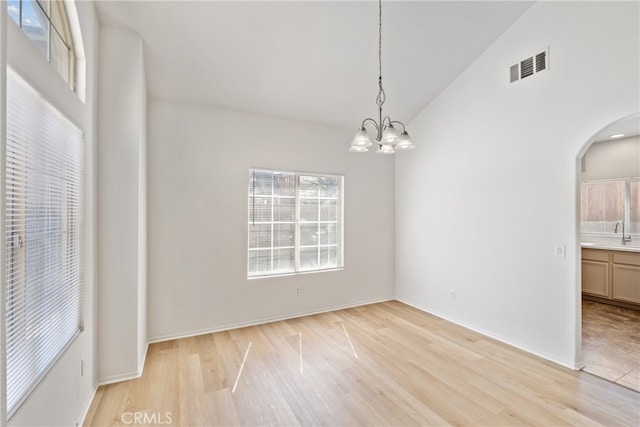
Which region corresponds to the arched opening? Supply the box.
[576,112,639,391]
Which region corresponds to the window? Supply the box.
[581,179,639,235]
[4,70,84,415]
[248,170,343,277]
[7,0,75,89]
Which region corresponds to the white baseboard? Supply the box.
[97,342,149,386]
[148,296,394,344]
[97,370,142,387]
[395,298,580,370]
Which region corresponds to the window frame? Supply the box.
[247,169,344,279]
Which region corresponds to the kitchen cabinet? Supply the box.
[612,252,640,304]
[582,260,610,297]
[582,248,640,308]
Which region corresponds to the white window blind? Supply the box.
[248,170,343,277]
[4,70,84,415]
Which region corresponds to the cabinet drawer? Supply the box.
[582,248,610,262]
[613,251,640,266]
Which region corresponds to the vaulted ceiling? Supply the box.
[96,1,534,130]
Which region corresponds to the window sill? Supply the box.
[248,267,344,280]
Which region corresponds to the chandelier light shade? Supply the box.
[349,0,415,154]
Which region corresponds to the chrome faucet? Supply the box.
[614,220,632,244]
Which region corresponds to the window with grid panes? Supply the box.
[7,0,76,89]
[248,170,343,277]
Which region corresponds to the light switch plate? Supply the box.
[554,244,566,257]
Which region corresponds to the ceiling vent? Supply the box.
[510,48,548,83]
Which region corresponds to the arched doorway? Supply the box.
[576,112,640,391]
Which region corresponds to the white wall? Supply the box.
[4,1,99,425]
[395,1,639,369]
[147,100,395,341]
[582,136,640,181]
[97,25,147,383]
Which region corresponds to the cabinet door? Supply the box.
[582,260,610,297]
[612,264,640,304]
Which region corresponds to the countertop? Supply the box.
[581,242,640,253]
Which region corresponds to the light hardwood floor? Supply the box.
[85,301,639,426]
[582,299,640,392]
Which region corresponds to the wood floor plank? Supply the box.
[582,300,640,392]
[84,301,640,427]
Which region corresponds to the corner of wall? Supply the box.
[97,24,148,383]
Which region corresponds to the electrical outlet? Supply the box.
[449,290,456,300]
[296,288,301,296]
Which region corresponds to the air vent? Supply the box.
[510,48,549,83]
[520,57,534,78]
[535,51,546,72]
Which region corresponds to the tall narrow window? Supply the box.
[248,170,343,278]
[7,0,76,89]
[4,70,84,415]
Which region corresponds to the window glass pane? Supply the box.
[51,29,70,86]
[319,176,339,197]
[248,224,271,249]
[273,173,295,197]
[581,181,625,233]
[273,223,294,247]
[250,170,274,196]
[299,247,319,271]
[320,199,337,222]
[299,176,319,197]
[248,196,271,223]
[300,224,318,246]
[300,198,318,222]
[37,0,50,15]
[630,181,639,234]
[319,223,337,245]
[320,247,338,268]
[273,248,294,273]
[248,250,271,275]
[8,0,20,24]
[273,197,294,222]
[50,0,72,44]
[21,0,50,59]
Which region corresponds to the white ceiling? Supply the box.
[96,0,534,130]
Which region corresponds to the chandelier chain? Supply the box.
[379,0,382,80]
[376,0,386,108]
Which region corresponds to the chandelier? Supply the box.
[349,0,414,154]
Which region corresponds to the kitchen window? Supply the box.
[581,179,639,235]
[248,170,344,278]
